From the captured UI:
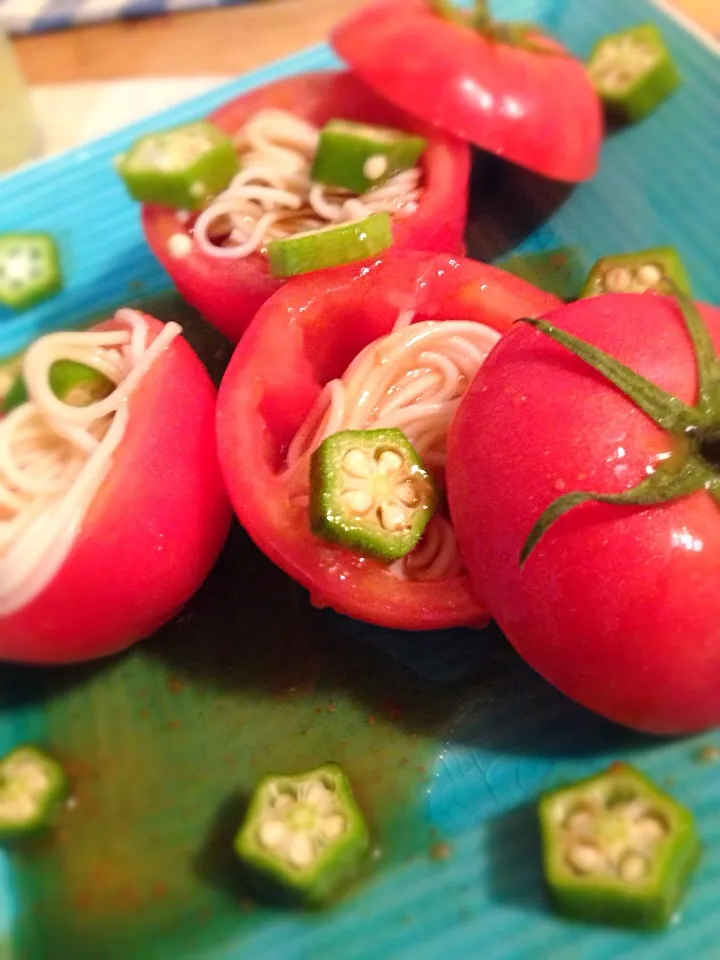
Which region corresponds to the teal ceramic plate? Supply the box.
[0,2,719,958]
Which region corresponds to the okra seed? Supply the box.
[342,449,371,478]
[379,503,409,532]
[396,481,418,507]
[634,815,668,844]
[636,263,663,286]
[320,814,347,840]
[342,490,374,517]
[376,449,404,474]
[565,807,594,833]
[257,819,287,850]
[305,782,332,806]
[190,182,206,198]
[619,852,649,882]
[604,267,633,292]
[566,842,607,876]
[363,155,389,181]
[288,833,316,868]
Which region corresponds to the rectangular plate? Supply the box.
[1,2,719,959]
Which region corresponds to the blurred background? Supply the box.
[1,0,718,174]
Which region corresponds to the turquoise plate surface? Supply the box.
[1,1,719,958]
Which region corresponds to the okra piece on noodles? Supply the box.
[3,359,114,415]
[310,428,436,561]
[311,119,427,194]
[0,745,68,839]
[0,233,62,312]
[116,121,239,210]
[235,763,370,905]
[267,212,393,277]
[587,24,681,124]
[539,763,700,929]
[582,246,691,298]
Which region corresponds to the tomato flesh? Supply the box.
[332,0,603,183]
[1,315,231,664]
[142,71,471,344]
[216,251,560,631]
[447,294,720,734]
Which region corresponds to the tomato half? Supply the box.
[216,251,559,631]
[332,0,603,183]
[447,293,720,734]
[142,71,471,344]
[1,315,231,664]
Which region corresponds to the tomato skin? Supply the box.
[142,71,471,344]
[332,0,603,183]
[216,251,559,631]
[447,294,720,734]
[0,315,232,664]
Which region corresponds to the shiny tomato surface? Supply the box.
[217,251,559,630]
[332,0,603,182]
[1,315,231,664]
[143,71,471,343]
[448,294,720,733]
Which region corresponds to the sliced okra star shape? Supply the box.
[539,763,700,928]
[235,763,370,905]
[310,428,436,561]
[0,745,68,839]
[582,246,691,299]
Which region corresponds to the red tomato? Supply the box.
[447,293,720,734]
[216,251,559,630]
[1,314,231,664]
[332,0,603,183]
[142,71,471,343]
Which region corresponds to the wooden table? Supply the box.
[12,0,719,86]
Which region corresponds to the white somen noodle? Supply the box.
[0,310,181,617]
[284,314,501,581]
[192,110,423,259]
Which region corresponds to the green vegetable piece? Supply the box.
[0,745,68,839]
[310,427,436,562]
[116,121,240,210]
[267,213,393,278]
[587,24,681,124]
[499,248,586,302]
[0,233,62,312]
[539,763,700,929]
[581,246,691,298]
[311,118,427,194]
[2,359,114,415]
[235,762,370,906]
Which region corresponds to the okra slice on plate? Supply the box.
[587,24,681,124]
[235,762,370,905]
[0,745,69,839]
[582,246,691,298]
[311,119,427,194]
[3,359,114,415]
[116,121,239,210]
[539,763,700,929]
[0,233,63,312]
[267,213,393,278]
[310,428,436,561]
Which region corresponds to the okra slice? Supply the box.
[310,428,436,561]
[539,763,700,929]
[499,248,586,302]
[0,745,68,839]
[588,24,681,124]
[267,213,393,278]
[0,233,62,312]
[235,762,370,905]
[311,119,427,194]
[581,246,691,298]
[2,359,114,415]
[116,121,239,210]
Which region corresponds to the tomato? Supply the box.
[216,251,559,630]
[332,0,603,183]
[1,314,231,664]
[447,293,720,734]
[142,71,471,344]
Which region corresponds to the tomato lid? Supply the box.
[331,0,604,183]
